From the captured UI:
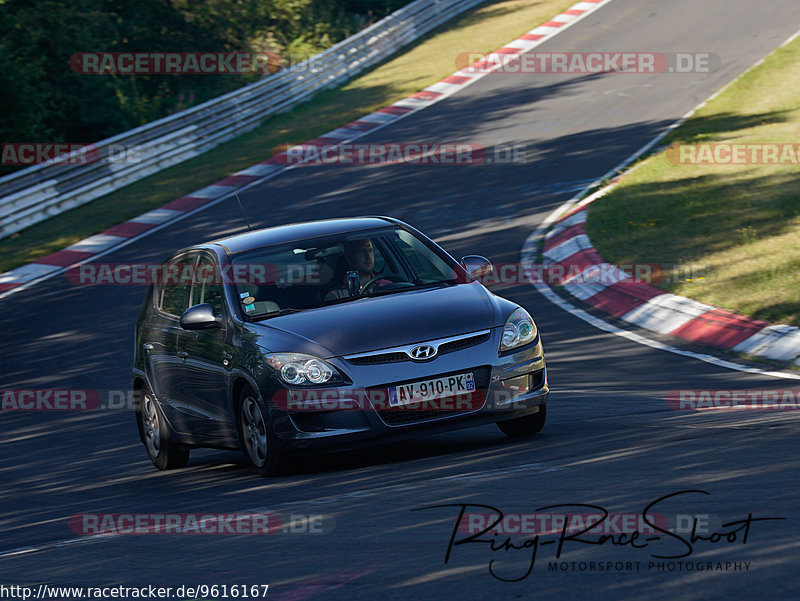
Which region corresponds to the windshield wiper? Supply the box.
[320,293,371,307]
[250,308,303,321]
[364,279,459,297]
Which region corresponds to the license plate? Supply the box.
[389,372,475,407]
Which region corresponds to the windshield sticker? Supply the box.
[241,296,255,305]
[244,303,256,312]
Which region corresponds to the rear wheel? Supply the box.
[137,386,190,470]
[497,404,547,438]
[238,388,291,477]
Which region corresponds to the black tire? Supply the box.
[237,387,291,477]
[136,385,190,470]
[497,404,547,438]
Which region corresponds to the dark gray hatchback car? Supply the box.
[133,216,548,476]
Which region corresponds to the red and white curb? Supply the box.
[539,192,800,365]
[521,26,800,378]
[0,0,613,301]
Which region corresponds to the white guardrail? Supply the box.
[0,0,486,239]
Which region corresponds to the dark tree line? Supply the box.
[0,0,409,173]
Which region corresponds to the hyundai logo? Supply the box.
[408,345,437,360]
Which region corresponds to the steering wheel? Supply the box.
[360,273,409,294]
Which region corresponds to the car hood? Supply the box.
[249,282,506,357]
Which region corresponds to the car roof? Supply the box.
[198,216,398,256]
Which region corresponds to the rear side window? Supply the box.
[158,255,194,317]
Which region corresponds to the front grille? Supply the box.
[438,332,490,355]
[347,351,408,365]
[369,366,491,426]
[346,331,491,366]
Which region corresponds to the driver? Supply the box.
[325,239,391,300]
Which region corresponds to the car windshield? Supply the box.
[230,227,463,319]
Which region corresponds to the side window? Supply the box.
[192,256,224,316]
[369,239,390,275]
[393,231,457,281]
[158,255,194,317]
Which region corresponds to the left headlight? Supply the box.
[499,307,537,353]
[266,353,344,386]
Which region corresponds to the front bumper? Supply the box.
[270,328,549,453]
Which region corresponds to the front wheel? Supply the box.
[497,404,547,438]
[136,386,190,470]
[238,389,291,477]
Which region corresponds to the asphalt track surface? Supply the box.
[3,1,800,599]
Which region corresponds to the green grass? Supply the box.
[0,0,576,273]
[585,36,800,326]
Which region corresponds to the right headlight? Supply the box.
[266,353,344,386]
[499,307,537,353]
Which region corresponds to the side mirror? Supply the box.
[180,303,220,330]
[460,255,494,280]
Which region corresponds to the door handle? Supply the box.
[177,351,189,359]
[143,343,154,351]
